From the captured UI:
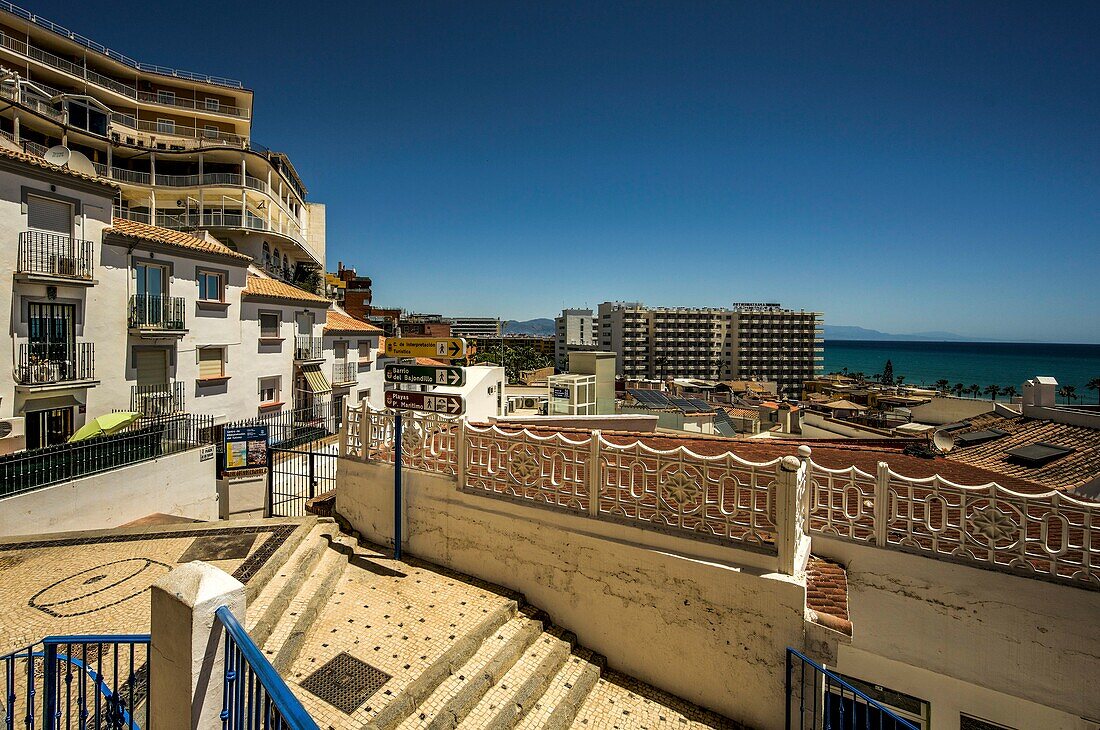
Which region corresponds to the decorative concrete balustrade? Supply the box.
[343,404,1099,588]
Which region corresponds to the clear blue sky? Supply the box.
[40,1,1100,342]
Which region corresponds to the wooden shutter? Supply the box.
[135,350,167,386]
[198,348,223,378]
[27,196,72,234]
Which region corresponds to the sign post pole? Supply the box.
[394,411,403,560]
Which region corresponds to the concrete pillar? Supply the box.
[12,112,19,142]
[774,454,810,576]
[149,561,246,729]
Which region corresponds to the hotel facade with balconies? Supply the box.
[0,1,324,289]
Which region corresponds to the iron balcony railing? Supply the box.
[785,648,919,730]
[17,230,95,280]
[216,606,319,729]
[294,336,323,361]
[109,112,247,147]
[0,634,150,730]
[130,382,186,417]
[129,293,186,331]
[16,341,94,384]
[332,361,358,384]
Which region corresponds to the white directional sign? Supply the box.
[384,337,467,360]
[385,364,465,387]
[384,390,464,415]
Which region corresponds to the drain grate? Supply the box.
[300,652,391,714]
[178,533,257,563]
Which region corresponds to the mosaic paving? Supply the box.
[0,522,301,654]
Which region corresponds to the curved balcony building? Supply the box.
[0,1,324,286]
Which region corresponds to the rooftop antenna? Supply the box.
[932,430,955,454]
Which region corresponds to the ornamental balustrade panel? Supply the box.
[806,462,878,543]
[463,424,591,513]
[597,437,780,547]
[344,402,365,459]
[883,473,1099,585]
[361,408,457,475]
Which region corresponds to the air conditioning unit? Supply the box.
[0,417,26,440]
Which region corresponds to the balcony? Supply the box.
[130,382,186,417]
[294,336,323,362]
[129,294,187,335]
[332,361,358,385]
[15,342,95,389]
[16,231,95,284]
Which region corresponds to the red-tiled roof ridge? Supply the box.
[0,145,118,187]
[806,556,852,635]
[325,310,381,333]
[243,275,330,304]
[107,217,252,261]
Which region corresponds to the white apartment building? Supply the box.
[446,317,501,338]
[596,301,823,395]
[554,307,599,369]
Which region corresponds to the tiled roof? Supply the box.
[944,412,1100,493]
[723,407,761,421]
[325,310,381,334]
[0,145,117,187]
[415,357,448,366]
[806,557,851,635]
[243,275,330,305]
[107,218,252,261]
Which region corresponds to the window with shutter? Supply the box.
[198,347,224,379]
[135,350,168,386]
[27,195,72,235]
[260,312,280,338]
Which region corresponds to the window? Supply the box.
[260,312,280,338]
[156,90,176,105]
[197,271,224,302]
[205,97,220,112]
[357,389,371,401]
[27,195,73,235]
[334,341,348,361]
[198,347,225,379]
[358,340,373,361]
[203,125,219,139]
[262,242,271,266]
[156,118,175,134]
[259,376,280,405]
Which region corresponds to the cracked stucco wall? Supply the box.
[0,448,218,536]
[815,535,1099,729]
[338,458,808,730]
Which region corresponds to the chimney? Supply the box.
[1022,376,1057,408]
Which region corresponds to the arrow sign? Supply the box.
[385,390,464,416]
[384,337,467,360]
[385,364,466,387]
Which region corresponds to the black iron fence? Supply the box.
[214,400,335,475]
[294,335,323,361]
[130,381,186,416]
[128,293,186,330]
[268,444,338,518]
[15,341,95,384]
[17,230,95,279]
[0,413,215,499]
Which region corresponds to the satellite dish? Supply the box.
[44,145,71,167]
[66,149,97,177]
[933,430,955,454]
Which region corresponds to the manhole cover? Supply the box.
[300,652,391,714]
[178,533,257,563]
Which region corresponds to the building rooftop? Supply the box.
[107,217,252,262]
[943,412,1100,495]
[325,310,381,334]
[243,275,330,305]
[0,145,118,188]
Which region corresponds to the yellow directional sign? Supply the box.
[383,337,467,360]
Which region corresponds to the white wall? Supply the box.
[0,447,218,536]
[908,396,995,426]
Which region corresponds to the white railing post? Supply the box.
[338,401,350,456]
[774,455,807,575]
[455,418,467,487]
[149,561,246,728]
[588,430,601,518]
[874,461,891,546]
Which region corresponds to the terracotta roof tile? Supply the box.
[324,310,381,333]
[0,145,117,187]
[415,357,448,366]
[107,217,251,261]
[944,412,1100,493]
[806,557,852,635]
[723,407,761,421]
[243,275,329,305]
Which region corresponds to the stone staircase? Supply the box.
[247,520,741,730]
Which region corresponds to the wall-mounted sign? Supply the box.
[384,390,464,415]
[384,364,465,387]
[552,387,570,399]
[383,337,467,359]
[224,425,270,471]
[199,445,215,462]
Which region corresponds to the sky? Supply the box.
[37,1,1100,342]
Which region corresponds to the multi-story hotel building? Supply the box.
[596,301,823,395]
[0,2,324,286]
[554,307,599,369]
[447,317,501,339]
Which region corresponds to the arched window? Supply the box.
[283,254,289,273]
[262,242,270,266]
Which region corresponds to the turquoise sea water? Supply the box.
[823,341,1100,401]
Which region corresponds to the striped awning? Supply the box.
[300,363,332,394]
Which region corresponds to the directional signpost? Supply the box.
[384,337,467,360]
[383,338,469,560]
[385,363,465,387]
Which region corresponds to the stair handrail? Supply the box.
[786,647,920,729]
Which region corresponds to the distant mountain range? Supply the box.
[504,318,555,336]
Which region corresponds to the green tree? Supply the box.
[983,384,1001,401]
[895,375,906,386]
[935,379,950,394]
[1087,377,1100,404]
[952,383,965,397]
[1003,385,1018,401]
[473,344,553,384]
[969,384,981,399]
[881,360,895,385]
[1058,385,1078,404]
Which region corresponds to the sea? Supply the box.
[822,340,1100,400]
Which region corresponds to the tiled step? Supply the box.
[395,608,545,730]
[455,625,573,730]
[514,645,603,730]
[260,536,349,674]
[247,521,338,645]
[571,671,742,729]
[366,600,522,730]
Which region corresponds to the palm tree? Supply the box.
[1059,385,1078,404]
[969,384,981,399]
[935,379,950,394]
[952,383,965,398]
[1088,377,1100,404]
[1003,385,1018,401]
[983,384,1001,401]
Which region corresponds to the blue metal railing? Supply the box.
[786,648,920,730]
[2,635,149,729]
[215,606,318,729]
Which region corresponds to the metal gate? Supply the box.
[267,441,338,517]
